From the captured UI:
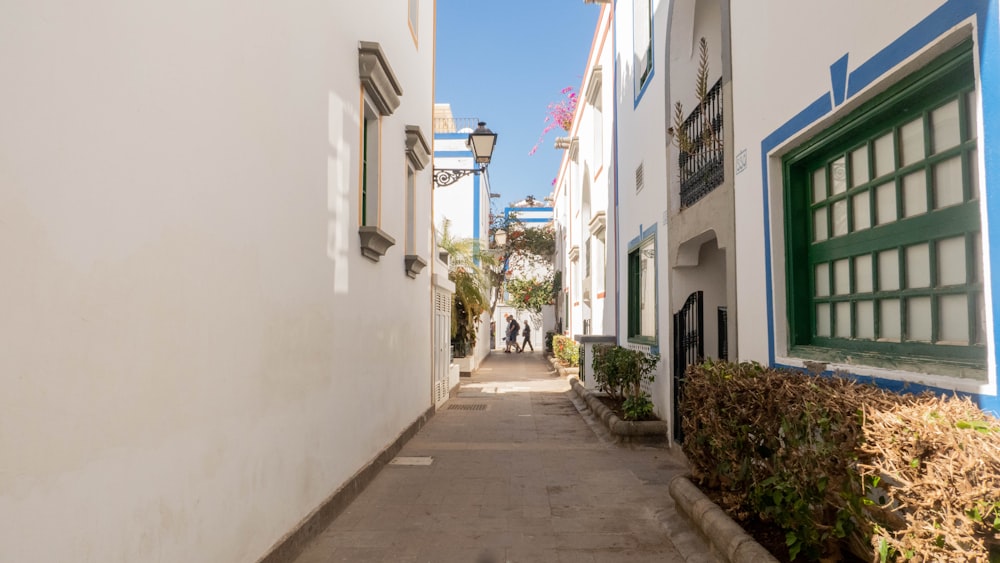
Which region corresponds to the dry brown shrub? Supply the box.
[681,360,1000,561]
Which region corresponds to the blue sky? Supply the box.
[435,1,601,209]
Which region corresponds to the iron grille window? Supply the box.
[784,40,985,375]
[679,78,724,208]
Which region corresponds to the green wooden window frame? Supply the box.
[783,40,985,374]
[628,235,657,344]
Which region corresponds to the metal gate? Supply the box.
[433,288,452,408]
[672,291,704,441]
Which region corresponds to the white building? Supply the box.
[557,0,999,427]
[494,199,557,352]
[551,4,616,342]
[432,104,494,370]
[729,0,999,415]
[0,2,444,561]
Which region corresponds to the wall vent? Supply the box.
[635,163,645,193]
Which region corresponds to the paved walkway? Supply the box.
[292,351,720,563]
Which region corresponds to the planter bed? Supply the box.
[568,376,668,443]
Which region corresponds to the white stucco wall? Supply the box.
[0,2,435,561]
[614,0,671,417]
[729,0,997,401]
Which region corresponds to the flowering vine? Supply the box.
[528,86,578,156]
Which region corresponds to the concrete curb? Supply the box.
[669,475,780,563]
[568,376,669,443]
[546,355,579,378]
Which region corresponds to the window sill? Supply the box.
[359,226,396,262]
[404,254,427,278]
[786,345,987,385]
[628,336,657,347]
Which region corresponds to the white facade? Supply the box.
[552,5,617,342]
[432,106,494,367]
[0,2,438,561]
[612,0,673,420]
[730,0,999,414]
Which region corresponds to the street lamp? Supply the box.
[433,121,498,187]
[493,228,507,247]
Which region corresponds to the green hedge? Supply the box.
[681,359,1000,561]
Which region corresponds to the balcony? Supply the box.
[678,78,724,208]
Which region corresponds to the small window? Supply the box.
[405,164,416,253]
[633,0,653,94]
[361,100,380,227]
[408,0,419,46]
[628,235,656,342]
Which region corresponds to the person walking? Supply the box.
[519,319,533,352]
[504,314,520,353]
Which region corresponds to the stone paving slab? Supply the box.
[291,351,721,563]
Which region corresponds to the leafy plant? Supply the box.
[438,220,493,357]
[552,335,579,367]
[670,38,722,158]
[506,276,555,313]
[591,345,660,421]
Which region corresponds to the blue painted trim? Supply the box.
[514,218,552,224]
[977,0,1000,398]
[633,0,655,109]
[846,1,983,98]
[434,132,471,140]
[830,54,849,106]
[433,150,473,158]
[759,0,998,404]
[473,163,481,245]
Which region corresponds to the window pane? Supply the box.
[875,182,896,225]
[906,297,932,341]
[931,99,961,153]
[851,146,869,187]
[899,117,924,166]
[967,91,977,140]
[905,243,930,288]
[816,303,831,337]
[831,157,847,195]
[938,294,969,344]
[835,302,852,338]
[834,258,850,295]
[879,299,901,340]
[976,292,986,344]
[812,168,827,203]
[813,208,828,242]
[902,171,927,217]
[815,263,830,297]
[933,156,963,208]
[873,132,894,178]
[855,254,873,293]
[937,236,966,286]
[639,240,656,338]
[856,300,874,339]
[878,249,900,291]
[852,192,871,231]
[832,199,848,237]
[974,233,983,283]
[969,148,980,198]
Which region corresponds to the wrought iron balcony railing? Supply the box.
[678,78,724,208]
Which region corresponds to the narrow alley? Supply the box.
[290,351,718,563]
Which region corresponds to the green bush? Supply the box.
[591,345,659,420]
[552,335,579,367]
[681,359,1000,561]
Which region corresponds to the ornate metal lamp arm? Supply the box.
[432,168,478,187]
